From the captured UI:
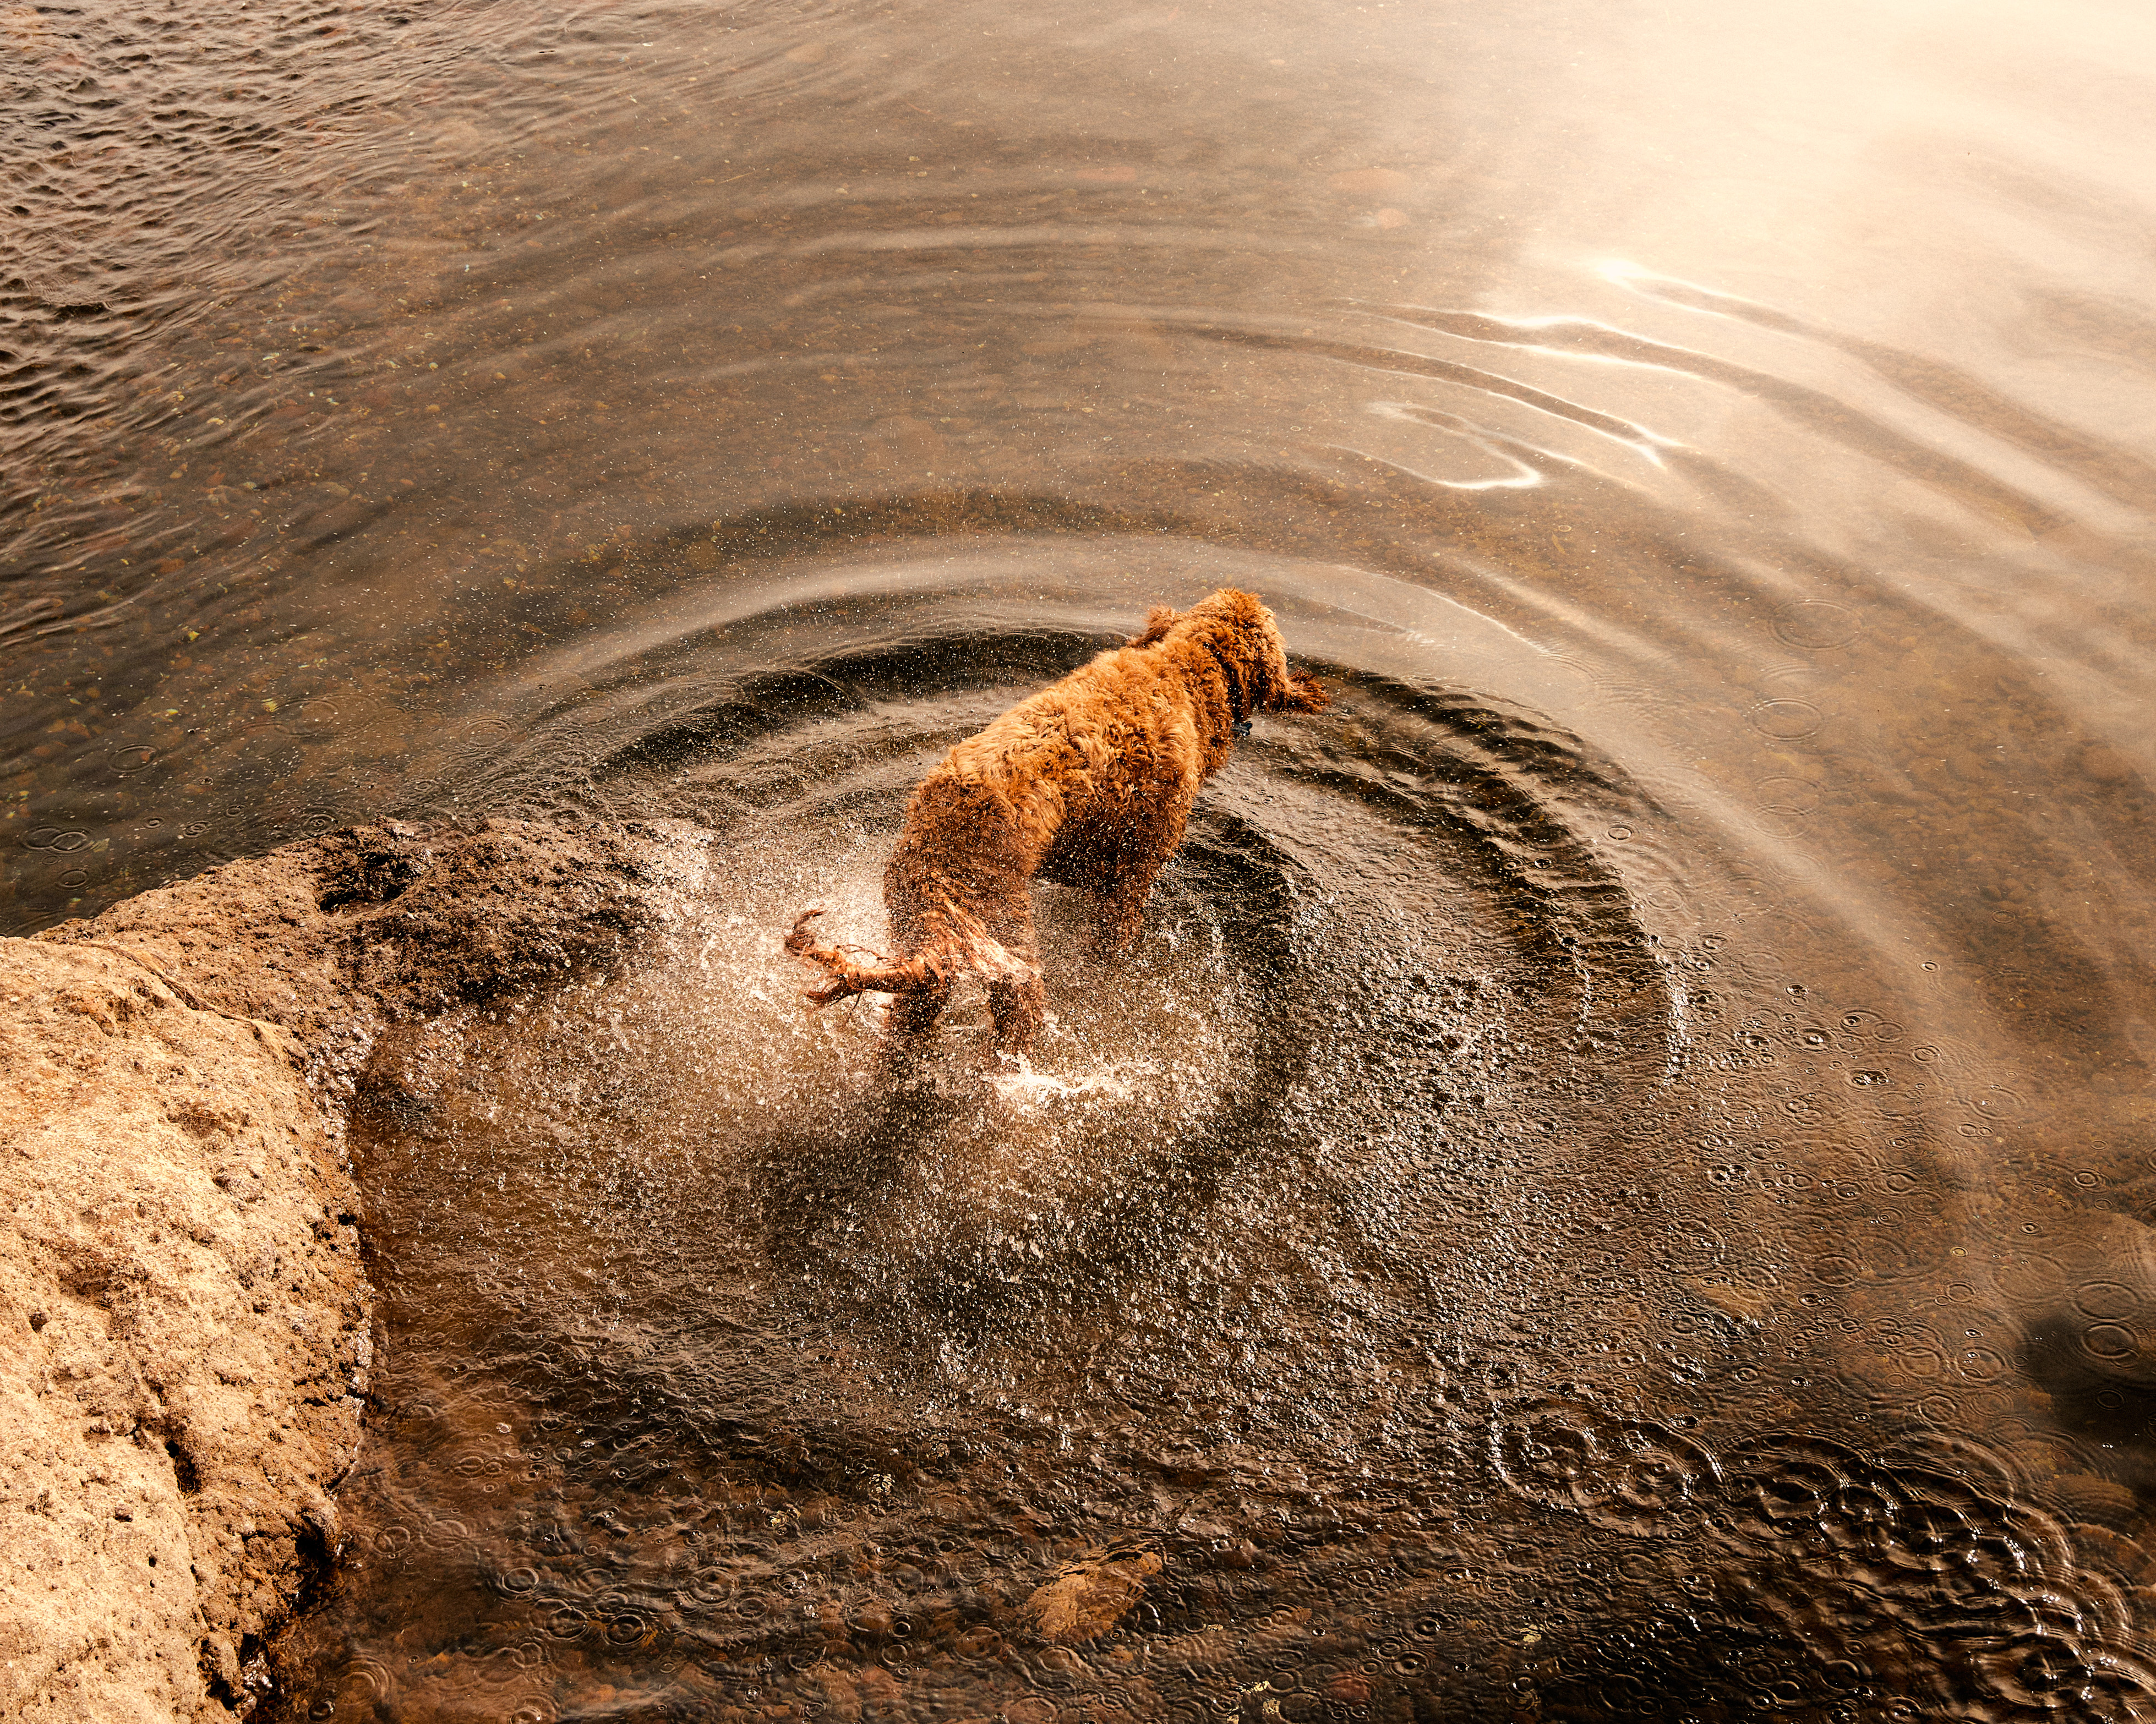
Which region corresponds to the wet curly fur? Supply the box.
[784,588,1329,1054]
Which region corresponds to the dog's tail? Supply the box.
[783,906,1036,1006]
[784,908,940,1004]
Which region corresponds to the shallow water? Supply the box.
[8,0,2156,1717]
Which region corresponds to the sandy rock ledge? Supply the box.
[1,819,693,1721]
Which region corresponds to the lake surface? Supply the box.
[8,0,2156,1717]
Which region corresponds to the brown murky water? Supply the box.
[9,0,2156,1717]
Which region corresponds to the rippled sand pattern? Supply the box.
[7,0,2156,1718]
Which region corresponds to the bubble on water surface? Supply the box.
[1747,698,1825,740]
[1773,603,1862,651]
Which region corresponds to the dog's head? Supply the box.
[1128,589,1330,716]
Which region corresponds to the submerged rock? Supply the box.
[1019,1542,1163,1645]
[0,819,692,1722]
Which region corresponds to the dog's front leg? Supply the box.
[1098,877,1157,957]
[1096,787,1193,956]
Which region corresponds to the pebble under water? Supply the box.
[6,0,2156,1719]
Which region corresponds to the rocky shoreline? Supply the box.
[1,820,694,1721]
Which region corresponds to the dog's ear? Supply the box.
[1271,669,1330,713]
[1127,605,1179,648]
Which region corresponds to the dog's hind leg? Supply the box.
[887,973,953,1042]
[973,889,1046,1055]
[989,976,1046,1054]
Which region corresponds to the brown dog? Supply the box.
[783,589,1328,1054]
